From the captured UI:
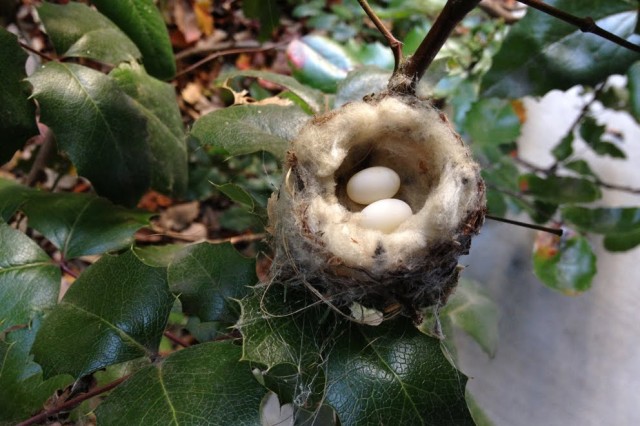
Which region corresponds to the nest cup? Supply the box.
[268,93,486,320]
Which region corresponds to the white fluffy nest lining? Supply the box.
[268,93,486,319]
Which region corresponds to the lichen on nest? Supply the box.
[267,92,486,323]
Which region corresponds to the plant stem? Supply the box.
[18,41,55,62]
[163,330,191,347]
[486,214,563,236]
[356,0,403,71]
[25,127,55,187]
[174,44,283,78]
[517,0,640,53]
[16,375,130,426]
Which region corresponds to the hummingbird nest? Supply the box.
[267,92,485,322]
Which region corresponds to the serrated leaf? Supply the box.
[28,62,151,206]
[627,61,640,121]
[37,2,140,65]
[0,27,38,164]
[441,279,499,357]
[579,116,626,158]
[190,105,309,158]
[482,0,640,98]
[221,70,325,114]
[110,62,188,196]
[520,174,602,203]
[533,233,596,294]
[0,223,59,333]
[562,206,640,233]
[552,133,574,161]
[464,98,521,146]
[167,242,257,323]
[287,35,354,93]
[20,191,151,259]
[603,228,640,251]
[95,342,265,425]
[0,319,72,424]
[91,0,176,79]
[335,66,391,107]
[32,250,173,378]
[325,318,474,426]
[0,178,33,221]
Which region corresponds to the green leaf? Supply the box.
[132,243,186,267]
[287,35,354,93]
[28,62,151,206]
[463,98,521,146]
[335,66,392,107]
[32,250,173,378]
[190,105,309,158]
[482,0,640,98]
[167,242,257,323]
[325,318,474,426]
[0,178,33,221]
[91,0,176,79]
[603,228,640,251]
[441,279,499,357]
[563,159,597,178]
[95,342,265,425]
[579,116,626,158]
[243,0,281,41]
[220,69,326,113]
[520,174,602,203]
[37,2,140,65]
[627,61,640,121]
[533,233,596,294]
[0,27,38,164]
[562,206,640,233]
[214,182,258,211]
[0,320,72,424]
[551,133,574,161]
[20,191,151,259]
[109,63,188,196]
[0,223,59,333]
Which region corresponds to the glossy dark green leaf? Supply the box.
[533,233,596,294]
[520,174,602,203]
[287,35,354,93]
[335,66,391,107]
[32,250,173,378]
[214,182,257,211]
[243,0,281,41]
[463,98,521,146]
[28,62,151,206]
[0,320,72,424]
[0,27,38,164]
[167,242,257,323]
[190,105,309,158]
[0,223,59,333]
[603,228,640,251]
[110,63,188,196]
[21,191,151,259]
[627,61,640,121]
[90,0,175,79]
[441,279,499,357]
[579,116,626,158]
[325,318,474,426]
[562,206,640,233]
[482,0,640,98]
[564,159,597,178]
[132,243,186,267]
[37,2,140,64]
[220,69,325,113]
[0,178,33,221]
[551,133,574,161]
[95,342,265,425]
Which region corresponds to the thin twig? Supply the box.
[175,44,283,78]
[517,0,640,53]
[25,128,55,187]
[486,214,563,236]
[18,41,55,62]
[16,375,130,426]
[356,0,403,71]
[163,330,191,347]
[147,224,266,245]
[389,0,481,94]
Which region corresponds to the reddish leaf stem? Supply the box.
[16,375,130,426]
[517,0,640,53]
[18,41,55,62]
[163,330,191,347]
[356,0,404,71]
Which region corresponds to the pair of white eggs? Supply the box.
[346,166,412,233]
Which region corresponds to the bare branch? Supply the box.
[356,0,403,71]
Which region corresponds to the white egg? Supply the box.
[360,198,412,233]
[346,166,401,205]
